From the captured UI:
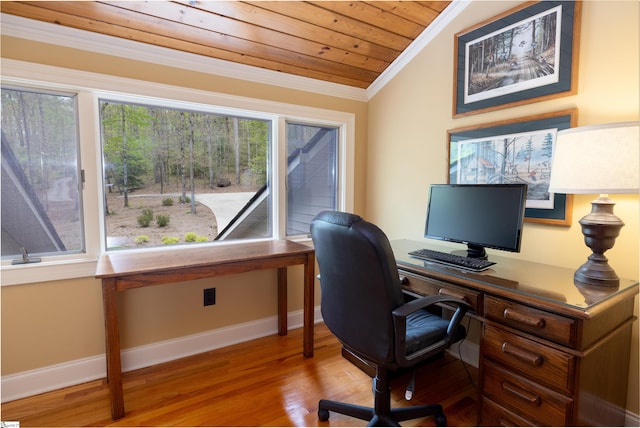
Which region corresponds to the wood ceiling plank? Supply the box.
[417,1,451,13]
[23,1,379,84]
[310,1,425,39]
[3,1,373,88]
[367,1,444,26]
[181,0,400,63]
[108,1,388,73]
[246,1,411,52]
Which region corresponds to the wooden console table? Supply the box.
[391,239,638,427]
[96,240,315,420]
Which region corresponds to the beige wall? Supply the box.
[367,0,639,414]
[0,37,368,374]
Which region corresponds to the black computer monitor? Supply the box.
[424,183,527,259]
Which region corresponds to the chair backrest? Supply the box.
[310,211,406,365]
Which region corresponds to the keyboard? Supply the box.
[408,248,495,272]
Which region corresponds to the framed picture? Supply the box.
[447,109,577,225]
[453,1,581,117]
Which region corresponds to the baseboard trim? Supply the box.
[1,306,323,403]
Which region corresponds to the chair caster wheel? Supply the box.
[435,413,447,427]
[318,408,330,421]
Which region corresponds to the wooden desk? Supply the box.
[391,239,638,427]
[96,240,315,420]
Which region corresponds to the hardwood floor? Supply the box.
[1,323,478,426]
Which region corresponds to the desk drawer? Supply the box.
[480,396,537,427]
[483,361,573,426]
[482,325,575,395]
[485,295,575,346]
[400,270,481,314]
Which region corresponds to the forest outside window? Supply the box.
[100,99,272,250]
[1,86,84,260]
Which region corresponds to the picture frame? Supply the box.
[447,109,577,225]
[453,1,581,118]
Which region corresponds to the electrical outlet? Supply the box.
[203,288,216,306]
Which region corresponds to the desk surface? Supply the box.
[392,239,638,318]
[96,240,313,278]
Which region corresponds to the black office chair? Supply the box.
[310,211,470,427]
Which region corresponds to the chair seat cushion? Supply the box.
[405,309,451,355]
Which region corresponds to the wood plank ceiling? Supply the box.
[1,1,451,89]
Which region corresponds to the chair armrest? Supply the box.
[392,294,468,318]
[392,295,470,366]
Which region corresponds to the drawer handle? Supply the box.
[501,342,543,366]
[502,381,541,406]
[438,288,468,302]
[399,275,408,285]
[503,308,545,328]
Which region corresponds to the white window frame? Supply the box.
[0,59,354,286]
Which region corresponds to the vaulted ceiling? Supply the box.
[1,1,451,89]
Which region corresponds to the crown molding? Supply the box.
[1,1,468,102]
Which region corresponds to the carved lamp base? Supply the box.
[574,197,624,288]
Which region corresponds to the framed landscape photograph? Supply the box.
[453,1,581,117]
[447,109,577,225]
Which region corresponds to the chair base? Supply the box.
[318,367,447,427]
[318,399,446,427]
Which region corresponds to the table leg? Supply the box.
[277,267,287,336]
[303,252,315,357]
[102,278,125,420]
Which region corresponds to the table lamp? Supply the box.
[548,121,639,288]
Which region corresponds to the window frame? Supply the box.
[1,84,86,256]
[0,59,354,286]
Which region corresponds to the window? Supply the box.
[1,86,84,259]
[99,98,272,249]
[1,60,354,284]
[286,123,338,236]
[98,99,344,250]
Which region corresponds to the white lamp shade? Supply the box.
[548,122,640,194]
